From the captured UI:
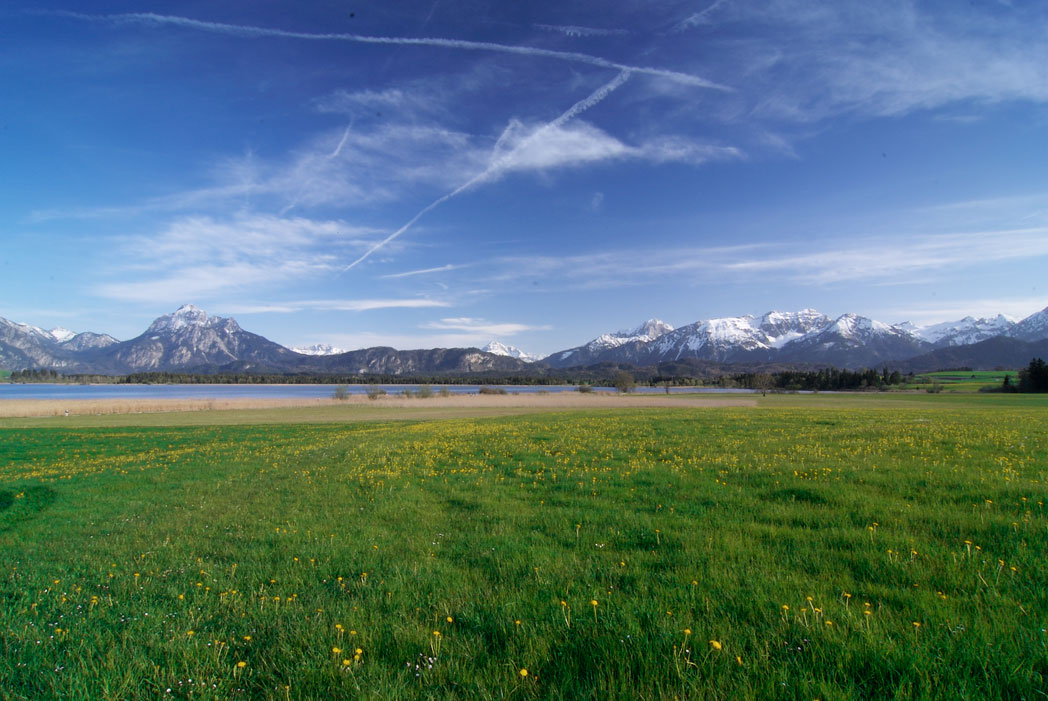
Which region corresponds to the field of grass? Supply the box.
[1,398,1046,699]
[912,370,1019,393]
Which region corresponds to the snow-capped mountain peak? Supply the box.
[1009,306,1048,342]
[291,343,348,356]
[759,309,830,348]
[591,318,674,350]
[616,318,674,340]
[49,327,77,343]
[146,305,240,334]
[899,314,1016,346]
[829,313,892,338]
[482,341,540,363]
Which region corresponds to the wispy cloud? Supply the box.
[535,24,630,38]
[871,297,1047,326]
[316,330,513,352]
[93,213,393,302]
[421,317,551,336]
[222,299,450,314]
[728,2,1048,123]
[466,226,1048,292]
[721,228,1048,284]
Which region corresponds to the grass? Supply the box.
[912,370,1019,393]
[1,397,1046,698]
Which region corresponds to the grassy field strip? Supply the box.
[1,401,1046,698]
[0,393,757,427]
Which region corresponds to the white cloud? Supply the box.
[94,213,394,303]
[316,330,499,352]
[421,317,552,336]
[730,1,1048,123]
[871,297,1048,326]
[493,119,632,173]
[722,228,1048,284]
[222,299,450,314]
[471,226,1048,292]
[535,24,630,38]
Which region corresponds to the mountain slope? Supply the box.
[545,319,673,368]
[775,314,932,368]
[0,317,88,370]
[482,341,540,363]
[896,336,1048,373]
[1009,306,1048,342]
[86,305,299,373]
[900,315,1016,347]
[646,310,832,364]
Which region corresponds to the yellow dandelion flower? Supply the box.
[590,599,598,607]
[236,661,247,668]
[433,630,441,637]
[709,640,722,651]
[519,668,528,677]
[683,628,692,636]
[446,616,454,623]
[332,647,342,654]
[342,659,351,666]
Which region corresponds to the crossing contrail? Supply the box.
[343,70,633,272]
[68,11,728,90]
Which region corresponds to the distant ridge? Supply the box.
[1,304,1046,375]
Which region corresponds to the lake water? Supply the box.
[0,383,754,401]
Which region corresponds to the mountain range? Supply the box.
[2,303,1047,376]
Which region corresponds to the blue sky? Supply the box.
[3,1,1048,355]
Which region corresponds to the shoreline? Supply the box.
[0,392,755,418]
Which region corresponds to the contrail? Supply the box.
[66,11,728,90]
[329,123,353,159]
[343,70,632,272]
[280,120,353,215]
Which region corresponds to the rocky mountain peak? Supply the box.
[145,305,241,335]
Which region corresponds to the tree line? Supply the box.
[1001,358,1048,393]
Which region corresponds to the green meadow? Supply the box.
[1,396,1046,699]
[914,371,1019,392]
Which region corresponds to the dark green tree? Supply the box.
[1018,358,1048,393]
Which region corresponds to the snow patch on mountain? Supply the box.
[899,315,1015,346]
[49,327,77,343]
[1009,306,1048,341]
[146,304,231,333]
[482,341,540,363]
[588,319,674,352]
[291,344,347,356]
[650,310,832,361]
